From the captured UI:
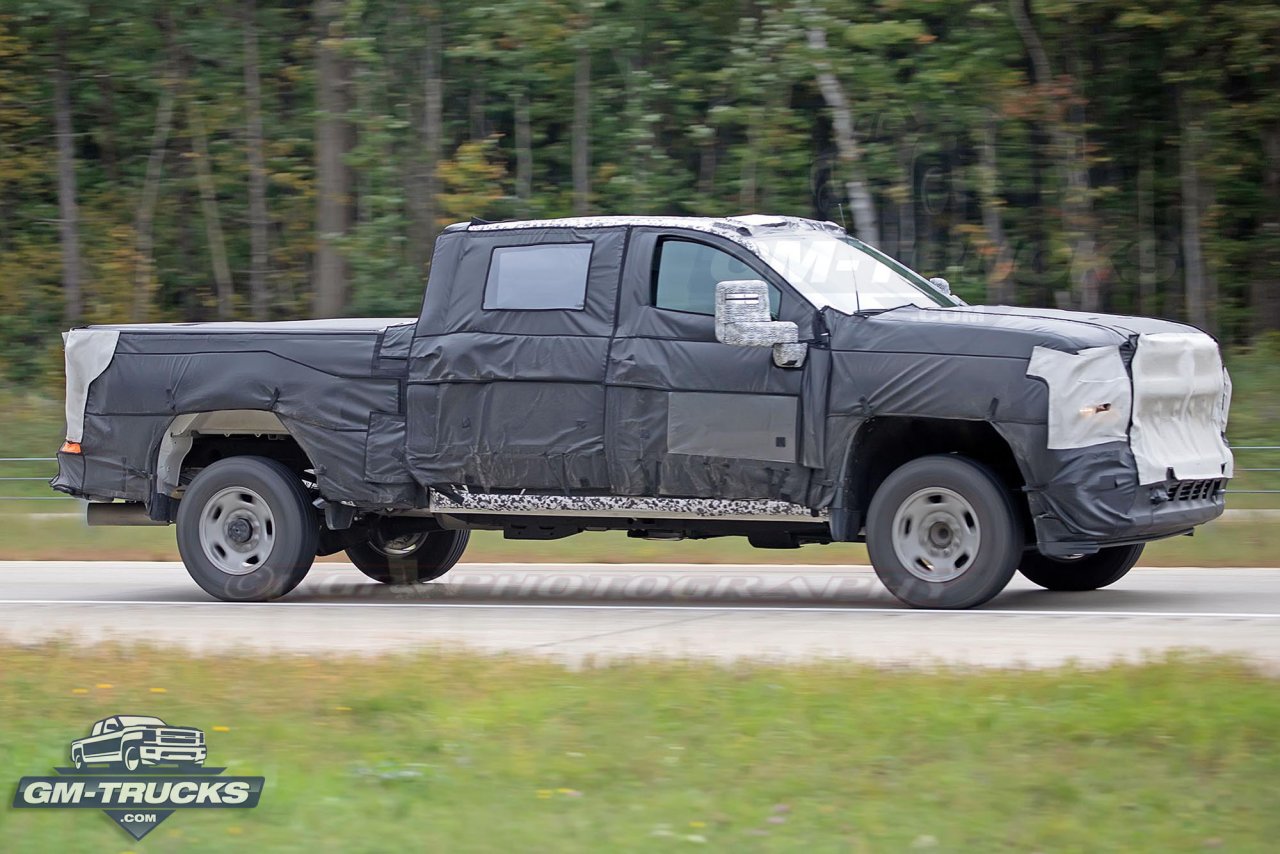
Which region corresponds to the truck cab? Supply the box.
[54,215,1233,608]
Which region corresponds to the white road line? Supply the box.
[0,598,1277,618]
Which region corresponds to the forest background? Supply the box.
[1,0,1277,386]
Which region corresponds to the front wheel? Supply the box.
[176,456,319,601]
[122,745,142,772]
[866,455,1022,609]
[1019,544,1144,591]
[346,529,470,585]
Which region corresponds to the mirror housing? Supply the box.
[714,280,807,368]
[928,276,951,295]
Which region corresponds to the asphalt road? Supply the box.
[1,561,1278,669]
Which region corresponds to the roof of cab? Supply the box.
[443,214,846,245]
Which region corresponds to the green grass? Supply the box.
[0,644,1276,851]
[0,513,1274,567]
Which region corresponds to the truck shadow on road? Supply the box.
[267,567,1194,613]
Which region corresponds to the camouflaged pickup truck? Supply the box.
[55,215,1232,608]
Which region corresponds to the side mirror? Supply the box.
[928,276,951,295]
[714,280,807,368]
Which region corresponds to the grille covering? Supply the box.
[1166,479,1223,502]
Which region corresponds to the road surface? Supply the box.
[1,561,1278,669]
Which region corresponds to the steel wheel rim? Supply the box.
[198,486,276,575]
[372,531,429,557]
[891,486,981,583]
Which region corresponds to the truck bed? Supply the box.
[53,318,420,510]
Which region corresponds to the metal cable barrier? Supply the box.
[0,457,75,502]
[1227,446,1280,495]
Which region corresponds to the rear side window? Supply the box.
[483,243,592,310]
[652,239,779,316]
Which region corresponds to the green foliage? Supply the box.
[435,137,509,225]
[1,0,1279,383]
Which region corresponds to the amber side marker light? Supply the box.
[60,441,82,454]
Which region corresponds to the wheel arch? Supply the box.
[845,416,1032,536]
[155,410,318,498]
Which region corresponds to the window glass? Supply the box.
[752,232,951,313]
[484,243,592,310]
[653,239,779,316]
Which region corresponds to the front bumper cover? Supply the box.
[1025,441,1225,556]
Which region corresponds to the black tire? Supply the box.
[176,456,319,602]
[1019,544,1144,591]
[346,529,470,584]
[122,745,141,772]
[866,455,1022,609]
[71,750,85,770]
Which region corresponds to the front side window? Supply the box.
[652,239,779,316]
[483,243,593,310]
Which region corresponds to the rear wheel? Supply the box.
[347,529,470,584]
[1019,544,1144,591]
[866,455,1022,609]
[176,456,318,601]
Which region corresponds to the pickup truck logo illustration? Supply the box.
[14,714,260,840]
[70,714,207,772]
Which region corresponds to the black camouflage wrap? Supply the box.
[53,217,1228,553]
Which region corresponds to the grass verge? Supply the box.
[0,513,1274,566]
[0,645,1276,851]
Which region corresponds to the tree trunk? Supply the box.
[469,80,486,142]
[132,80,176,322]
[187,103,234,319]
[1008,0,1052,90]
[739,112,758,210]
[514,91,533,218]
[1203,176,1219,334]
[1137,147,1157,316]
[896,137,916,268]
[314,0,352,317]
[54,30,83,326]
[1009,0,1097,311]
[1253,122,1280,337]
[1062,50,1098,312]
[176,164,201,320]
[572,43,591,216]
[1178,91,1208,331]
[95,72,120,185]
[408,5,443,276]
[977,113,1014,304]
[806,26,878,246]
[697,125,718,200]
[244,0,270,319]
[423,12,443,253]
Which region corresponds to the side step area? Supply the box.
[428,490,826,524]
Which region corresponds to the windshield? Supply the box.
[752,231,951,313]
[116,716,166,727]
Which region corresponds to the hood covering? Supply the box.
[826,304,1204,358]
